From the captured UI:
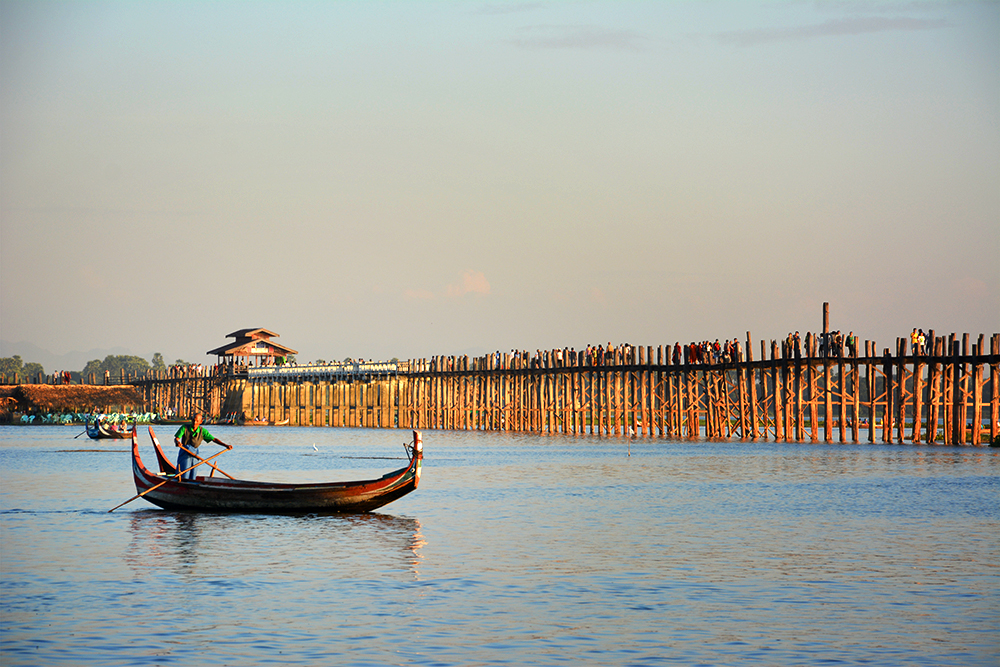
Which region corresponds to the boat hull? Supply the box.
[88,420,131,439]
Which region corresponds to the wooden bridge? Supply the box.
[131,331,1000,446]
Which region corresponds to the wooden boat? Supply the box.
[130,426,422,513]
[87,418,131,439]
[148,427,179,476]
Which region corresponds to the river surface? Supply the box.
[1,425,997,666]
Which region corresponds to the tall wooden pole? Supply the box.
[952,340,963,445]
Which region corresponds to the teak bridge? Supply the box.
[130,330,1000,446]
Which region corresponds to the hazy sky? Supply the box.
[2,1,998,366]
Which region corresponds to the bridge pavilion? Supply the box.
[207,328,298,369]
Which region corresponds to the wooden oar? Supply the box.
[107,447,229,513]
[177,444,235,479]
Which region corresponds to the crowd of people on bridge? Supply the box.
[320,327,952,376]
[475,340,751,369]
[673,340,743,365]
[779,331,859,359]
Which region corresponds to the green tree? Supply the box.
[0,355,24,376]
[173,359,189,367]
[113,355,150,375]
[151,352,166,370]
[82,359,102,378]
[79,355,150,378]
[23,362,45,379]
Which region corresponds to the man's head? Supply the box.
[192,412,203,428]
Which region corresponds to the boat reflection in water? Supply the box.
[125,511,425,580]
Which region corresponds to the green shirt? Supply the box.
[175,424,215,448]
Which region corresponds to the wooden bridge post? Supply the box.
[705,367,716,439]
[926,338,940,444]
[586,359,595,435]
[540,352,548,434]
[913,346,925,443]
[896,338,907,445]
[357,377,365,429]
[837,354,847,443]
[972,336,983,446]
[574,356,583,434]
[640,346,650,436]
[882,348,895,444]
[738,359,748,440]
[951,339,962,445]
[734,337,747,439]
[747,333,759,440]
[415,361,423,429]
[434,358,442,430]
[784,354,794,442]
[822,349,833,443]
[678,355,691,441]
[491,354,499,432]
[943,339,953,444]
[851,353,860,443]
[760,340,770,439]
[991,334,1000,443]
[597,361,605,436]
[960,334,971,444]
[692,360,701,439]
[794,353,805,442]
[564,350,572,434]
[468,356,476,431]
[260,381,268,424]
[808,338,819,441]
[770,341,782,441]
[653,345,670,438]
[611,352,620,436]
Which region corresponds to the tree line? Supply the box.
[0,353,194,383]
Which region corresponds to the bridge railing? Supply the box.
[248,361,400,381]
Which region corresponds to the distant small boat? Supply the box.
[129,426,423,513]
[87,418,130,440]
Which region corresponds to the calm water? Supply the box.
[1,425,997,666]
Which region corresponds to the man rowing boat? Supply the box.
[174,412,230,481]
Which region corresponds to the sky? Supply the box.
[1,1,998,368]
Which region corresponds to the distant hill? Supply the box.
[0,340,158,373]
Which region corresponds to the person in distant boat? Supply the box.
[174,412,230,481]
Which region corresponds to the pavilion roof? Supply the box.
[207,328,298,357]
[225,328,279,339]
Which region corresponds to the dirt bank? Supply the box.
[0,384,143,420]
